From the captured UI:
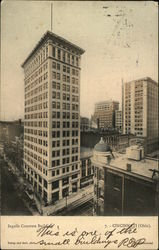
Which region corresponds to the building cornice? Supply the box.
[22,31,85,68]
[91,159,156,183]
[125,77,158,86]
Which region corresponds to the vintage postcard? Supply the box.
[0,0,158,249]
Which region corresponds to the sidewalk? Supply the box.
[4,155,40,215]
[41,185,94,215]
[5,155,94,216]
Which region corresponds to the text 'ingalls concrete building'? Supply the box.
[22,31,84,205]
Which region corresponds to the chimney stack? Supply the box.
[127,163,131,172]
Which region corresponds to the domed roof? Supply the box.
[94,137,111,152]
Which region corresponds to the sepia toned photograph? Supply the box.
[0,0,158,221]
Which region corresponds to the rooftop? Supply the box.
[94,137,111,153]
[125,77,158,86]
[109,153,158,181]
[22,30,85,67]
[95,100,119,106]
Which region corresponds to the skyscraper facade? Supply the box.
[123,77,158,138]
[94,100,119,129]
[22,31,84,204]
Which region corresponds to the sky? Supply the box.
[1,0,158,121]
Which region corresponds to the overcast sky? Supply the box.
[1,1,158,121]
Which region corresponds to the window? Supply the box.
[52,180,59,189]
[53,72,56,79]
[72,182,77,193]
[63,66,66,72]
[62,177,69,186]
[67,76,70,83]
[57,63,60,70]
[53,47,56,57]
[57,73,60,80]
[57,102,60,109]
[76,57,79,67]
[82,169,86,177]
[52,159,60,167]
[88,167,91,175]
[63,75,66,82]
[72,55,74,65]
[52,92,56,99]
[63,51,66,62]
[62,187,69,198]
[52,191,59,202]
[67,54,70,64]
[57,83,60,90]
[52,62,56,69]
[44,179,48,189]
[39,176,42,183]
[57,112,60,119]
[72,174,78,179]
[63,93,66,100]
[58,49,61,60]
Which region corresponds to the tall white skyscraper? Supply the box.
[123,77,158,138]
[22,31,84,205]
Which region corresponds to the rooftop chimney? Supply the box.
[127,163,131,172]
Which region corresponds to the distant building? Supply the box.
[92,137,158,216]
[123,77,158,138]
[80,130,133,153]
[89,115,98,130]
[0,120,23,143]
[22,31,85,205]
[80,117,90,131]
[93,100,119,129]
[115,110,122,132]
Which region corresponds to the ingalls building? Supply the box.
[22,31,84,205]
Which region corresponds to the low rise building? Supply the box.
[92,138,158,216]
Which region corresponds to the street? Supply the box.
[0,156,94,216]
[0,157,31,215]
[55,199,93,216]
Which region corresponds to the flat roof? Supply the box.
[22,31,85,67]
[109,153,158,180]
[125,77,158,85]
[95,100,119,106]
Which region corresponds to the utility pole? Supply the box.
[51,3,53,31]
